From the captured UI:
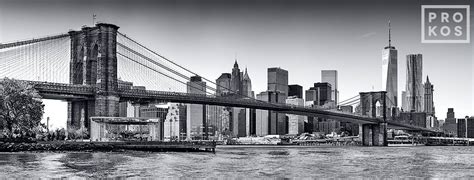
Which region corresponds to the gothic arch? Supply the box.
[359,91,387,120]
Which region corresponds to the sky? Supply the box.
[0,0,472,129]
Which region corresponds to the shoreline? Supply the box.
[0,141,216,153]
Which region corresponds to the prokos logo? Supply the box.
[421,5,470,43]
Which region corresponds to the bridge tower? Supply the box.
[359,91,388,146]
[67,23,120,132]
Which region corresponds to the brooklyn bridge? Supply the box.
[0,23,440,146]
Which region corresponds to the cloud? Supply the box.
[357,32,377,40]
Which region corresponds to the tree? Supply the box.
[0,78,44,136]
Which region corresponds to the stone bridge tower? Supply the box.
[67,23,120,132]
[359,91,388,146]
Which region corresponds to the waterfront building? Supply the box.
[405,54,424,112]
[443,108,457,136]
[256,92,269,136]
[267,67,289,135]
[139,104,168,140]
[256,91,286,135]
[286,96,306,135]
[162,103,186,141]
[178,104,187,140]
[288,84,303,99]
[186,76,206,140]
[382,22,398,109]
[457,116,474,138]
[398,112,427,128]
[321,70,339,105]
[215,61,255,138]
[206,105,222,139]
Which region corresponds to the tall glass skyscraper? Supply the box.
[406,54,423,112]
[382,21,398,108]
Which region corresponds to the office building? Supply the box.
[162,103,187,141]
[231,61,242,95]
[186,76,206,140]
[216,73,231,96]
[305,88,318,106]
[268,67,289,95]
[267,67,289,135]
[242,68,254,98]
[321,70,338,105]
[457,116,474,138]
[314,82,332,106]
[139,104,168,140]
[405,54,424,112]
[286,96,306,135]
[382,22,398,108]
[288,84,303,99]
[424,76,435,116]
[401,91,407,112]
[443,108,457,136]
[256,91,286,135]
[398,112,427,128]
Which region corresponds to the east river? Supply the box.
[0,146,473,178]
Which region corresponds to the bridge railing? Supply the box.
[22,80,95,95]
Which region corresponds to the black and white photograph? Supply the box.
[0,0,473,178]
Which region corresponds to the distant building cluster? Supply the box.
[114,60,355,140]
[106,23,470,141]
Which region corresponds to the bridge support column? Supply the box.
[362,123,387,146]
[94,95,120,117]
[362,124,373,146]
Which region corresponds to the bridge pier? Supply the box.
[67,23,120,134]
[361,123,387,146]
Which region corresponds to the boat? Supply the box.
[388,135,425,146]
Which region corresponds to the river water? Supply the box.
[0,146,473,178]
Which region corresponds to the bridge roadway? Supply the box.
[26,81,438,133]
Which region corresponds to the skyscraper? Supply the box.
[405,54,423,112]
[424,76,435,116]
[186,76,206,140]
[443,108,457,136]
[217,60,254,137]
[382,21,398,108]
[267,67,289,135]
[313,82,332,106]
[216,73,231,96]
[256,91,286,135]
[286,96,306,135]
[231,60,242,95]
[401,91,407,111]
[268,67,289,95]
[242,68,254,98]
[321,70,338,104]
[288,84,303,99]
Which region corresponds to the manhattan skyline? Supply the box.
[0,0,472,126]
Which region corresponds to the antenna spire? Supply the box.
[388,20,391,47]
[93,14,97,25]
